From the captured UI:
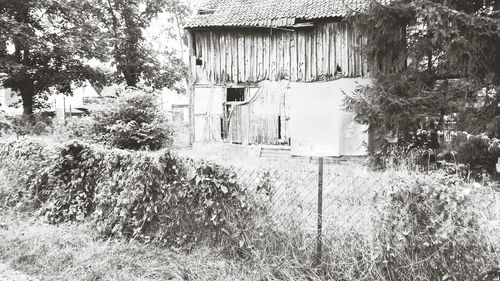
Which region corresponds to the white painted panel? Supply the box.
[195,116,206,142]
[290,78,370,157]
[194,87,225,115]
[194,87,225,142]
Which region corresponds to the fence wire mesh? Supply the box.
[229,159,500,275]
[230,161,389,263]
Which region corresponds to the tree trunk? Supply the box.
[123,67,139,87]
[20,80,34,116]
[121,3,141,87]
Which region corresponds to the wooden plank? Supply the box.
[351,27,356,77]
[195,33,202,59]
[245,31,252,82]
[231,34,238,83]
[248,32,254,82]
[187,30,195,145]
[362,34,368,77]
[207,32,213,83]
[220,32,226,83]
[355,27,360,77]
[202,32,209,78]
[310,30,316,81]
[316,25,324,80]
[322,23,329,80]
[263,31,269,80]
[349,26,354,77]
[253,33,259,81]
[283,32,290,80]
[217,32,223,82]
[198,33,205,81]
[276,31,283,80]
[290,32,297,81]
[304,31,310,81]
[252,33,258,81]
[338,24,343,77]
[343,23,348,77]
[339,24,345,77]
[333,24,339,77]
[256,34,262,80]
[352,26,357,77]
[346,25,351,77]
[270,30,277,80]
[262,34,267,80]
[297,31,305,82]
[238,32,245,83]
[213,32,220,83]
[212,31,217,83]
[224,32,231,82]
[310,30,317,81]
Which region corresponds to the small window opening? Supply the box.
[196,58,203,65]
[226,88,245,102]
[336,65,342,73]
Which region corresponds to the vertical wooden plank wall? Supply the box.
[192,22,365,85]
[187,30,196,145]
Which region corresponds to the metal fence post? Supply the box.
[316,157,324,267]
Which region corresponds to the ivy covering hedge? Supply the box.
[0,139,254,249]
[376,172,497,280]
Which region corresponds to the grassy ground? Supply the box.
[0,210,272,281]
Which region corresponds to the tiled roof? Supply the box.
[186,0,374,28]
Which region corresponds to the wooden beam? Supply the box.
[187,29,196,146]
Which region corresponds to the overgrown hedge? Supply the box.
[376,172,497,280]
[0,139,254,249]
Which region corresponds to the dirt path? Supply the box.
[0,264,38,281]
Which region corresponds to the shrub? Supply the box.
[451,133,500,176]
[0,139,51,209]
[52,116,94,141]
[95,160,253,248]
[369,131,500,178]
[0,110,11,136]
[10,113,54,136]
[90,88,173,150]
[38,141,103,223]
[0,139,255,251]
[376,172,497,280]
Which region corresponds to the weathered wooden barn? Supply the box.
[185,0,375,156]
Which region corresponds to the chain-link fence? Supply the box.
[230,159,389,266]
[229,158,500,277]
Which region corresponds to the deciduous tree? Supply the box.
[0,0,108,115]
[95,0,188,89]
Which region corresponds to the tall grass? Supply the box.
[0,211,280,281]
